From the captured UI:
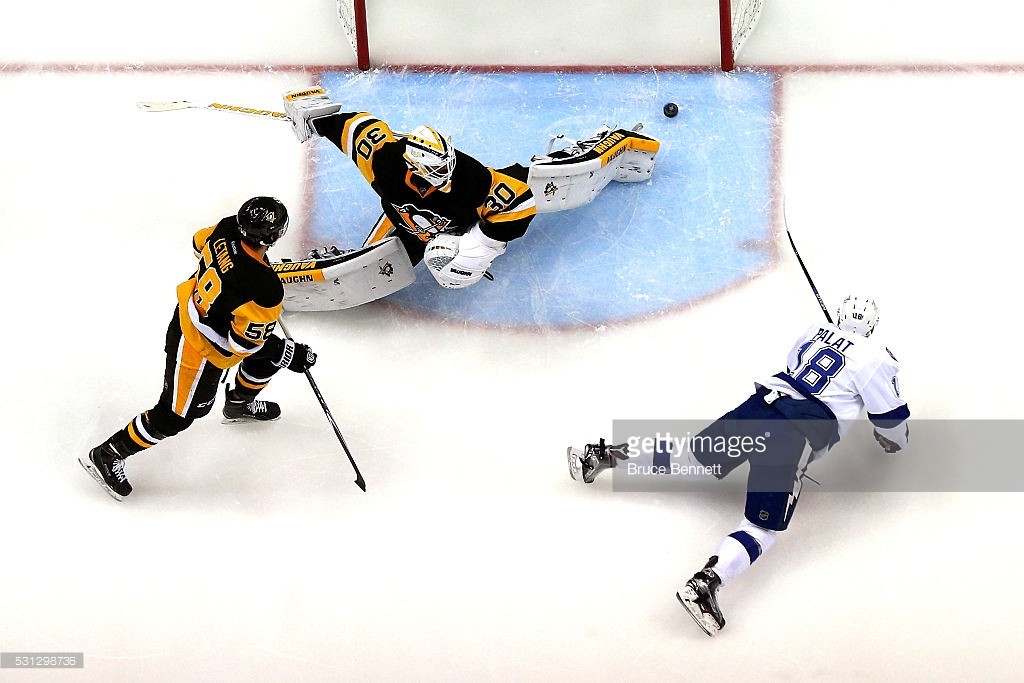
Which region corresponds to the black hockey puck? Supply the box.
[663,102,679,118]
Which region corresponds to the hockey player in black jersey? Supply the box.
[79,197,318,501]
[282,86,537,290]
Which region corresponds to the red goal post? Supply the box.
[719,0,765,71]
[338,0,762,72]
[337,0,370,71]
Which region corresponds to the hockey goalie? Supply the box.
[274,86,661,312]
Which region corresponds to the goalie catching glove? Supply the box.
[424,224,507,289]
[282,86,341,143]
[263,335,317,373]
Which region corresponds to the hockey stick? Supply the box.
[278,319,367,492]
[782,198,833,324]
[136,100,289,122]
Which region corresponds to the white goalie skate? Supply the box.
[567,438,630,483]
[528,123,660,213]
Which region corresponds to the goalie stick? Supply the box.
[782,198,834,324]
[136,100,289,122]
[278,319,367,492]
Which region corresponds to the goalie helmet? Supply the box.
[403,125,456,191]
[836,295,879,337]
[236,196,289,246]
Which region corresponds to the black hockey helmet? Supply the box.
[236,196,289,246]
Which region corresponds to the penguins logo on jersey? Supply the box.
[394,203,453,238]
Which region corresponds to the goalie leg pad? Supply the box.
[273,236,415,311]
[528,126,661,213]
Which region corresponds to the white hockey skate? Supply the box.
[567,438,629,483]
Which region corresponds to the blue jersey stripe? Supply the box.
[868,404,910,428]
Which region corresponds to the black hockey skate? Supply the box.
[567,438,629,483]
[676,557,726,637]
[222,386,282,423]
[79,443,132,501]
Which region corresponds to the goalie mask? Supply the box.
[836,295,879,337]
[403,125,456,191]
[236,196,289,246]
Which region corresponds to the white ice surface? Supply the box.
[1,3,1023,682]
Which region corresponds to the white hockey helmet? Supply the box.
[403,125,456,191]
[836,295,879,337]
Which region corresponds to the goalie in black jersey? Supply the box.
[79,197,318,501]
[282,86,537,290]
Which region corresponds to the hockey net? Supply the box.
[336,0,370,70]
[339,1,758,72]
[719,0,765,71]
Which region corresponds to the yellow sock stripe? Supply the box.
[127,421,155,450]
[236,373,268,391]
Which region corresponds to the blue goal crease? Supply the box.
[308,70,776,328]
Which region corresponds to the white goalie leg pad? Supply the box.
[273,236,415,311]
[528,125,661,213]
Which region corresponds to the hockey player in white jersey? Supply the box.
[568,295,909,637]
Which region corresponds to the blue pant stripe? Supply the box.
[728,531,762,563]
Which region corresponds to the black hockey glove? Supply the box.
[266,336,317,373]
[873,428,904,454]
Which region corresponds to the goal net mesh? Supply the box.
[336,0,370,70]
[724,0,765,69]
